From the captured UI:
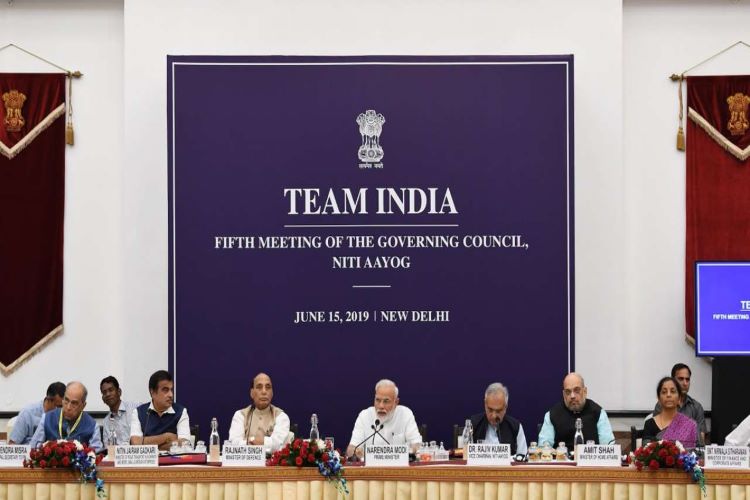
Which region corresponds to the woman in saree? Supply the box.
[643,376,698,449]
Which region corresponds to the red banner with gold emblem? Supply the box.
[685,76,750,340]
[0,74,65,375]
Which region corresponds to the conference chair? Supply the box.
[630,425,643,452]
[418,424,428,442]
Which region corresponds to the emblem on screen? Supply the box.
[356,109,385,169]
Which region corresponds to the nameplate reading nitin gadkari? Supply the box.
[0,445,29,467]
[114,445,159,467]
[364,444,409,467]
[575,444,621,467]
[466,443,511,466]
[222,444,266,467]
[704,445,750,469]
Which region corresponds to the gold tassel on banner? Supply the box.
[669,41,750,152]
[65,74,74,145]
[0,44,82,146]
[676,75,685,151]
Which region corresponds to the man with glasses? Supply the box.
[538,372,614,450]
[467,382,527,455]
[29,381,103,452]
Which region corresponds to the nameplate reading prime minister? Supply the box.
[364,444,409,467]
[575,444,621,467]
[114,445,159,467]
[466,443,512,466]
[0,445,28,467]
[222,444,266,467]
[704,446,750,469]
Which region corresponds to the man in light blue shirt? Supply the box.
[9,381,65,445]
[538,372,614,450]
[100,375,140,445]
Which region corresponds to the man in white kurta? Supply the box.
[227,373,290,452]
[347,379,422,458]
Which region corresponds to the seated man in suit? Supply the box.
[346,379,422,459]
[227,372,290,451]
[9,381,65,445]
[29,381,103,452]
[468,382,527,455]
[129,370,191,450]
[538,372,614,449]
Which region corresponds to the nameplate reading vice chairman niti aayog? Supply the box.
[466,443,512,466]
[364,444,409,467]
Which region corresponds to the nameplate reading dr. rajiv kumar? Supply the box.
[704,445,750,469]
[364,444,409,467]
[114,445,159,467]
[575,444,621,467]
[0,445,28,467]
[466,443,512,466]
[222,444,265,467]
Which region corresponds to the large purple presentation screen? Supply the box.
[167,56,574,445]
[696,262,750,356]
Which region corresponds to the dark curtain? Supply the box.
[685,76,750,340]
[0,73,65,371]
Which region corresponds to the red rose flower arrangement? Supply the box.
[629,440,705,495]
[268,438,347,494]
[24,440,106,498]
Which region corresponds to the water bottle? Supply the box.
[107,413,117,458]
[309,413,320,441]
[573,417,584,459]
[209,417,220,461]
[462,419,474,458]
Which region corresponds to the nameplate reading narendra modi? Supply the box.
[114,445,159,467]
[364,444,409,467]
[222,444,265,467]
[466,443,511,466]
[704,446,750,469]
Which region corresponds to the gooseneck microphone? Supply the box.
[350,418,390,460]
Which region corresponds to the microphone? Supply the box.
[370,419,389,445]
[350,418,389,461]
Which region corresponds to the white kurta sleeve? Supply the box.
[227,410,246,444]
[266,411,290,451]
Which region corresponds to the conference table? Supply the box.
[1,463,748,500]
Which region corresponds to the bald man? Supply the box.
[227,373,290,452]
[29,381,103,452]
[538,373,614,450]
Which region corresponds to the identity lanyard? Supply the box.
[58,409,83,439]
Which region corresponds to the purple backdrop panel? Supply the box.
[167,56,574,446]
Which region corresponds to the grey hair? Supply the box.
[375,379,399,397]
[67,381,88,403]
[484,382,509,403]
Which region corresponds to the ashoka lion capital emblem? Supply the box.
[357,109,385,168]
[727,92,750,137]
[2,89,27,133]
